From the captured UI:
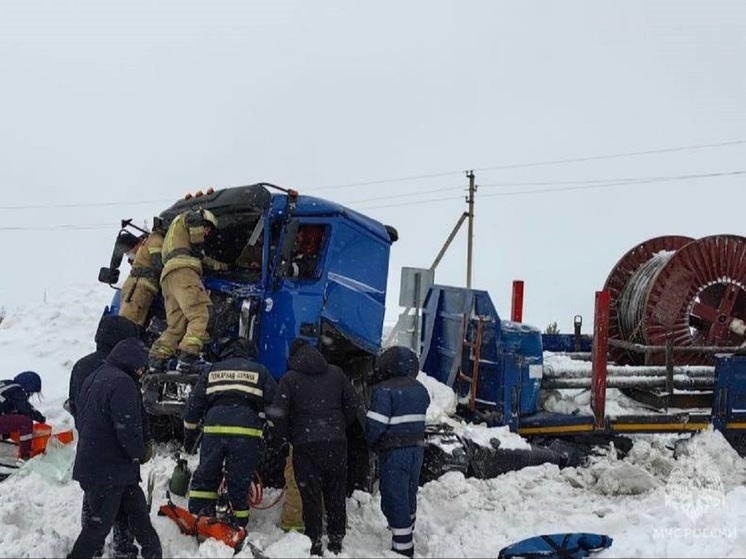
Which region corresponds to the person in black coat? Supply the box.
[366,346,430,558]
[0,371,45,459]
[67,313,144,418]
[268,339,361,556]
[182,337,277,526]
[67,313,148,559]
[69,338,162,559]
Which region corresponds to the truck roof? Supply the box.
[273,193,395,244]
[160,182,396,244]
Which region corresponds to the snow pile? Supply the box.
[2,281,746,557]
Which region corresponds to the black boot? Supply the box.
[310,540,323,557]
[176,351,199,373]
[393,546,414,558]
[148,356,168,374]
[328,535,343,555]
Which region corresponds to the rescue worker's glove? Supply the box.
[190,243,206,258]
[183,428,200,455]
[280,441,290,458]
[143,439,156,463]
[33,411,46,424]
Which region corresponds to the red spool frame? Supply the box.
[643,235,746,365]
[603,235,693,365]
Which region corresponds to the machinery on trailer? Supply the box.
[416,235,746,479]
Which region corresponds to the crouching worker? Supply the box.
[0,371,45,460]
[183,337,277,527]
[366,346,430,558]
[69,338,161,559]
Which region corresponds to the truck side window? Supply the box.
[290,224,326,279]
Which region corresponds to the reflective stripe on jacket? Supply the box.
[161,212,206,279]
[183,356,278,436]
[366,376,430,452]
[128,231,165,291]
[0,380,44,422]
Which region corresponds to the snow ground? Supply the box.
[2,282,746,558]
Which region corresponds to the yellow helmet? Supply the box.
[202,209,219,229]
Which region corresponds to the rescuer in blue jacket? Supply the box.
[183,337,277,526]
[366,346,430,558]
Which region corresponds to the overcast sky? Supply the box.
[1,0,745,333]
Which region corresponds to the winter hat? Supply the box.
[14,371,42,394]
[289,338,310,360]
[95,313,145,353]
[106,337,149,379]
[374,346,419,380]
[219,337,258,360]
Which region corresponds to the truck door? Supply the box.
[320,220,390,355]
[259,221,330,377]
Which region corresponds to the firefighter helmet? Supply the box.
[202,209,219,229]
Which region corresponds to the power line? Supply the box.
[345,184,460,205]
[353,169,745,210]
[479,170,746,198]
[472,139,746,174]
[348,169,746,206]
[0,224,114,231]
[477,170,746,189]
[308,138,746,191]
[479,177,646,188]
[2,139,744,211]
[2,165,744,227]
[0,198,172,211]
[355,195,464,211]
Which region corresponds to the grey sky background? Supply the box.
[1,0,745,333]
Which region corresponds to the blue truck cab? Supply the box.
[99,183,398,490]
[99,182,397,404]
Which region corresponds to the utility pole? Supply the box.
[466,170,476,289]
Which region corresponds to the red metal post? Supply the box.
[591,290,610,430]
[511,280,524,323]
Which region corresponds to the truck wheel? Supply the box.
[147,414,183,443]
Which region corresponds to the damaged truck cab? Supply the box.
[99,183,398,487]
[102,182,397,382]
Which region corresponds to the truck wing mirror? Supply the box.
[98,229,139,285]
[98,266,120,285]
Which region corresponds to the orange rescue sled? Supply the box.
[158,500,247,552]
[8,422,75,458]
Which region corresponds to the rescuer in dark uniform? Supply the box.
[366,346,430,558]
[183,337,277,527]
